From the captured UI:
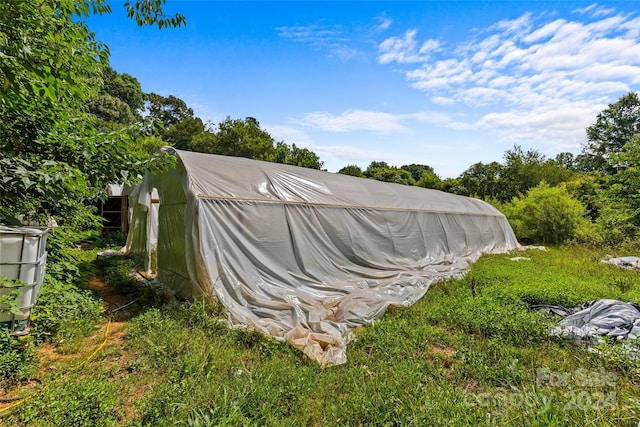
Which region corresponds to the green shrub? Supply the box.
[93,231,127,249]
[29,275,104,345]
[504,182,589,244]
[595,204,639,246]
[0,329,34,388]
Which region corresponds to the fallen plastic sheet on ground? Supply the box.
[601,256,640,270]
[532,300,640,341]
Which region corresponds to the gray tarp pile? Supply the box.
[534,300,640,341]
[125,148,519,365]
[601,256,640,270]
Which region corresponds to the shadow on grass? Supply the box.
[91,254,165,322]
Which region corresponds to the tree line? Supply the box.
[339,93,638,246]
[1,0,639,247]
[89,72,324,170]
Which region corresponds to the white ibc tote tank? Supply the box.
[0,226,48,334]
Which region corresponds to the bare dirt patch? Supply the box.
[88,276,130,313]
[430,343,456,358]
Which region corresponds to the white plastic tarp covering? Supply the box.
[106,183,124,197]
[126,148,519,365]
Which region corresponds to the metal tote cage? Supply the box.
[0,226,48,335]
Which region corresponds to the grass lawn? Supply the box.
[1,245,640,426]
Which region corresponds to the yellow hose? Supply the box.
[0,319,112,416]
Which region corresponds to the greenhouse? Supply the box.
[126,148,519,365]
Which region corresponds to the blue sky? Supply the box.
[87,1,640,177]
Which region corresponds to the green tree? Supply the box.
[210,117,276,160]
[143,93,205,148]
[400,164,435,182]
[165,117,205,149]
[583,92,640,174]
[86,67,147,131]
[100,66,145,114]
[597,135,640,241]
[365,162,415,186]
[270,142,324,169]
[440,177,466,195]
[561,172,604,222]
[145,93,194,128]
[337,165,365,177]
[504,182,588,245]
[458,162,503,200]
[0,1,108,106]
[415,170,442,190]
[87,93,136,125]
[367,161,390,169]
[554,152,576,171]
[455,147,574,203]
[189,130,217,154]
[1,1,109,224]
[136,135,169,156]
[0,0,181,225]
[500,145,546,201]
[0,1,184,93]
[538,159,575,187]
[124,0,186,28]
[496,145,573,202]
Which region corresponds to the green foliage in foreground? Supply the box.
[0,329,34,388]
[15,375,121,427]
[3,245,640,426]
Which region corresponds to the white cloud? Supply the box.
[491,12,533,37]
[276,24,344,43]
[488,75,516,88]
[312,144,388,162]
[300,109,407,132]
[276,24,357,60]
[431,96,454,105]
[378,29,439,64]
[378,6,640,147]
[407,58,472,89]
[263,123,397,169]
[523,19,566,43]
[375,14,392,32]
[332,46,358,61]
[573,4,616,18]
[476,101,604,150]
[263,125,398,172]
[266,124,314,146]
[297,109,454,133]
[405,111,456,125]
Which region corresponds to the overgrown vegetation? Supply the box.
[1,1,640,425]
[501,183,590,245]
[0,329,33,389]
[1,245,639,425]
